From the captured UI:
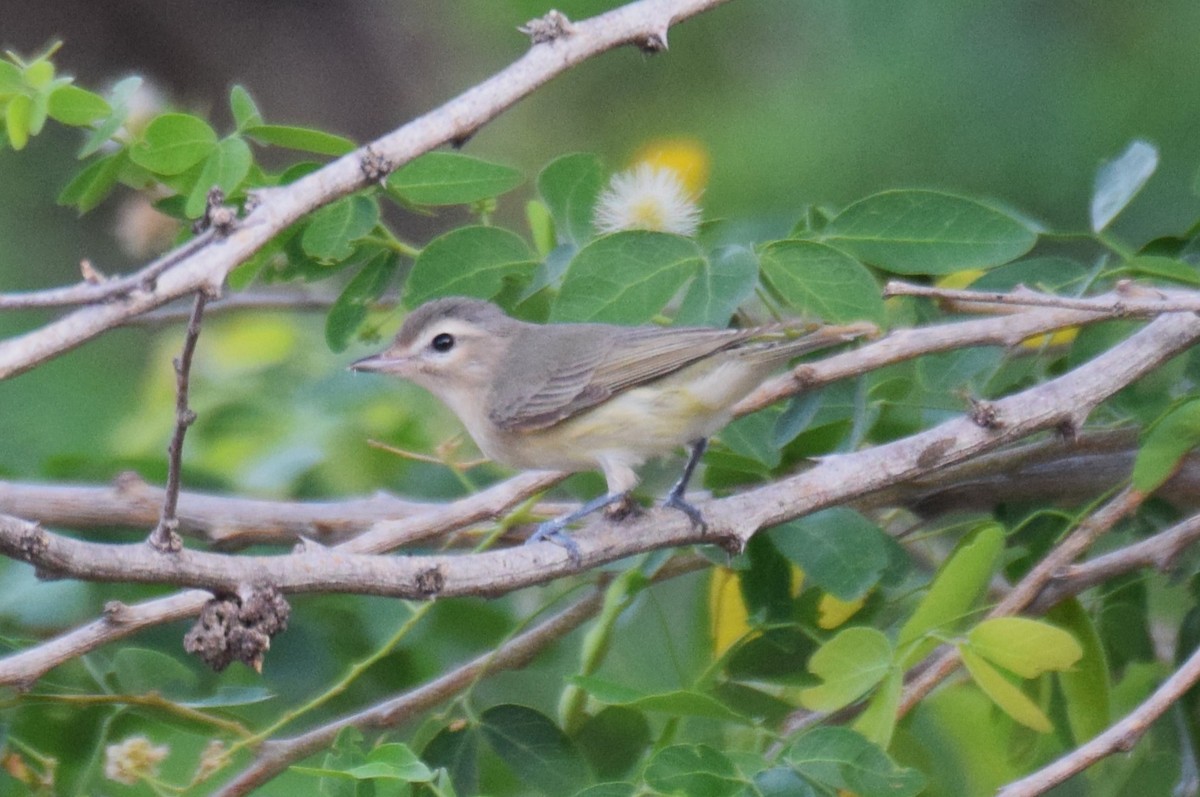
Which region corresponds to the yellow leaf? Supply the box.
[709,568,750,657]
[818,592,868,629]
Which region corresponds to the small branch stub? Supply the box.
[969,398,1003,430]
[193,188,239,237]
[519,10,575,44]
[360,146,394,186]
[183,586,291,673]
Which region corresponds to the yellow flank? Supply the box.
[501,357,756,473]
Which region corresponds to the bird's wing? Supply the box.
[488,323,753,432]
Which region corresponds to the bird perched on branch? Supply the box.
[353,297,873,561]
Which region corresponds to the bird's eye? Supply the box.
[431,332,455,353]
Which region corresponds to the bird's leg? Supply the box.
[526,491,631,564]
[663,438,708,532]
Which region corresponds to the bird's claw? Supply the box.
[663,492,707,534]
[525,521,582,566]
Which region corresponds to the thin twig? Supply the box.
[883,279,1200,316]
[149,292,208,552]
[996,642,1200,797]
[0,231,214,310]
[1030,512,1200,612]
[127,288,364,326]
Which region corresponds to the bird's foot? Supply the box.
[525,520,582,566]
[663,491,707,533]
[604,493,641,522]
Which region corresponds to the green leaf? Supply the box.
[57,151,125,213]
[538,152,604,244]
[185,136,253,218]
[1133,399,1200,493]
[769,508,890,601]
[129,112,218,175]
[725,626,820,682]
[27,88,49,136]
[1127,255,1200,286]
[574,707,650,782]
[79,75,141,158]
[480,704,589,796]
[244,123,355,156]
[296,744,432,782]
[180,686,275,708]
[675,246,761,326]
[968,256,1092,293]
[362,743,433,782]
[552,231,703,323]
[799,627,893,712]
[643,744,742,797]
[1091,139,1158,233]
[895,523,1004,668]
[387,151,522,206]
[111,647,198,696]
[527,199,556,257]
[5,92,32,149]
[719,410,784,469]
[326,251,398,352]
[749,768,818,797]
[759,240,884,323]
[0,61,21,97]
[229,84,263,130]
[301,195,381,262]
[852,667,902,748]
[571,677,748,723]
[785,727,924,797]
[960,647,1051,732]
[22,58,54,89]
[422,724,479,796]
[46,84,111,125]
[573,784,636,797]
[966,617,1083,678]
[916,346,1004,395]
[822,189,1037,275]
[1048,599,1111,744]
[404,225,535,307]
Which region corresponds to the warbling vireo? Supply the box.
[352,297,873,560]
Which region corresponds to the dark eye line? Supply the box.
[431,332,455,352]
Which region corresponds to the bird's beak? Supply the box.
[350,351,409,374]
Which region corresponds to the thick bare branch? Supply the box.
[0,0,734,380]
[0,470,563,686]
[2,313,1196,599]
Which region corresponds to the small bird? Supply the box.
[352,297,873,560]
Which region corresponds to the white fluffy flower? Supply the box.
[593,164,702,237]
[104,736,169,786]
